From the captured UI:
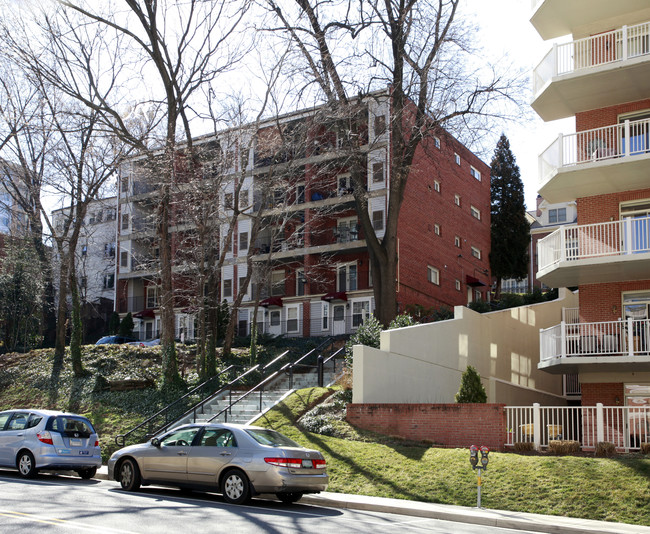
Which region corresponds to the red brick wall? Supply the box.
[346,403,507,450]
[576,100,650,132]
[580,280,650,322]
[577,189,650,225]
[581,383,624,406]
[396,130,491,311]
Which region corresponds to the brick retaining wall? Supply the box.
[346,403,507,450]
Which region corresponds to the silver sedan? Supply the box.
[107,423,328,504]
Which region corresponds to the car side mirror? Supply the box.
[151,438,161,448]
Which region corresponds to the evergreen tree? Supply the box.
[455,365,487,403]
[118,312,135,338]
[490,134,530,298]
[108,312,121,335]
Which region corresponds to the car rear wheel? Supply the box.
[276,492,303,504]
[17,451,37,478]
[76,467,97,480]
[221,469,251,505]
[119,458,141,491]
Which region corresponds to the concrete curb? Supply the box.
[94,467,649,534]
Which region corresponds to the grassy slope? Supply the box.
[1,348,649,525]
[255,387,650,526]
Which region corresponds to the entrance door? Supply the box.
[269,309,282,337]
[621,201,650,254]
[332,304,346,336]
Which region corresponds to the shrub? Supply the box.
[468,299,491,313]
[595,441,616,457]
[514,442,534,453]
[496,292,524,310]
[119,312,135,338]
[389,313,416,329]
[455,365,487,403]
[108,312,121,335]
[548,440,581,455]
[641,442,650,455]
[344,314,382,368]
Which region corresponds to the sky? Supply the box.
[465,0,574,211]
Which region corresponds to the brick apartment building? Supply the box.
[531,1,650,414]
[115,92,491,341]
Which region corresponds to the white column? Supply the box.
[533,403,541,451]
[596,403,605,444]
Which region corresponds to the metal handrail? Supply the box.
[115,365,237,446]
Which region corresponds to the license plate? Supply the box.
[70,438,82,447]
[301,459,312,468]
[79,450,89,455]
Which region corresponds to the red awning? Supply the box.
[260,296,283,308]
[321,291,348,302]
[466,275,487,287]
[133,309,155,319]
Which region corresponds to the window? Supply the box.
[239,231,248,252]
[104,243,116,257]
[238,277,247,297]
[470,166,481,181]
[471,205,481,220]
[549,208,567,223]
[374,114,386,136]
[120,250,129,268]
[146,286,160,308]
[434,224,441,236]
[80,276,87,289]
[103,273,115,289]
[200,429,237,448]
[120,176,129,194]
[454,194,461,206]
[239,189,249,208]
[287,306,299,333]
[372,162,384,183]
[121,213,129,231]
[337,263,357,291]
[434,180,440,193]
[434,137,441,149]
[338,174,352,196]
[471,246,482,259]
[455,236,461,248]
[223,279,232,298]
[372,210,384,231]
[322,302,329,330]
[454,153,461,166]
[427,266,440,285]
[271,270,284,296]
[160,428,200,447]
[81,244,87,257]
[455,279,461,291]
[352,300,370,328]
[296,184,305,204]
[296,269,305,296]
[224,235,232,253]
[224,193,233,210]
[106,208,116,221]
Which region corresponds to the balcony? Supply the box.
[539,318,650,374]
[530,0,650,40]
[532,21,650,121]
[538,117,650,203]
[537,216,650,286]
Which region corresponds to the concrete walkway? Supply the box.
[95,466,650,534]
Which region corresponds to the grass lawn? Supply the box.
[1,347,649,526]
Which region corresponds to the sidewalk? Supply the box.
[95,466,650,534]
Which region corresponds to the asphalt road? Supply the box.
[0,471,542,534]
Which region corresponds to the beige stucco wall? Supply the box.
[353,289,579,405]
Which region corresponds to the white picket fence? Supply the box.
[505,403,650,451]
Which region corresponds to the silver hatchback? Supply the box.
[108,423,328,504]
[0,409,102,479]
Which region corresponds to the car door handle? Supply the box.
[177,451,188,456]
[219,452,232,457]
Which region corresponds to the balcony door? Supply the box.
[619,111,650,156]
[621,201,650,254]
[623,292,650,353]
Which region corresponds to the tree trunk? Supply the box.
[68,267,84,376]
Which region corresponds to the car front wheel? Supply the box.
[221,469,251,505]
[17,451,37,478]
[76,467,97,480]
[276,492,303,504]
[119,458,141,491]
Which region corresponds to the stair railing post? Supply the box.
[317,355,324,387]
[290,366,294,389]
[260,389,263,412]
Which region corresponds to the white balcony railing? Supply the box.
[540,318,650,360]
[538,117,650,184]
[537,216,650,271]
[533,21,650,94]
[506,403,650,451]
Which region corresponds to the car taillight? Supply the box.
[312,459,326,469]
[94,439,99,447]
[37,431,53,445]
[264,457,304,469]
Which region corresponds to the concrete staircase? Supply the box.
[174,368,339,426]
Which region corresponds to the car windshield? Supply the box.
[245,428,301,448]
[48,416,95,437]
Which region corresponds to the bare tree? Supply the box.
[264,0,522,325]
[2,0,251,386]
